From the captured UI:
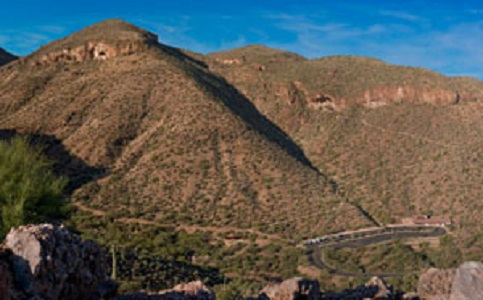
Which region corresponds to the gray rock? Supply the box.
[366,276,392,298]
[259,277,320,300]
[118,280,215,300]
[0,247,13,300]
[4,224,114,300]
[450,262,483,300]
[417,267,455,300]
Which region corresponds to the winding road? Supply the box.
[306,226,447,278]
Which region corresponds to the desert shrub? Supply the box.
[0,136,66,237]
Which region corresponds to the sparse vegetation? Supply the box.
[0,19,481,296]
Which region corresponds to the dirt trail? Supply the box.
[74,201,106,216]
[74,201,286,241]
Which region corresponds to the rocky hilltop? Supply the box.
[0,48,17,66]
[25,19,159,66]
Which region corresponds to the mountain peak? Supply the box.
[27,19,159,66]
[66,19,157,43]
[208,44,306,65]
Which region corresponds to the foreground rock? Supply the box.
[450,262,483,300]
[1,224,482,300]
[118,281,215,300]
[320,276,394,299]
[2,224,115,300]
[417,268,455,300]
[259,277,320,300]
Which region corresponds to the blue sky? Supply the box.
[0,0,482,79]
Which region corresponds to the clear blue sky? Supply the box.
[1,0,482,78]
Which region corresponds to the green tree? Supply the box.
[0,136,67,237]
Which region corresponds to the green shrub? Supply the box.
[0,136,67,237]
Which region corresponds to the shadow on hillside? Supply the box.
[0,129,107,195]
[107,247,225,292]
[156,44,321,171]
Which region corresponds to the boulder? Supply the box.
[366,276,392,298]
[320,276,390,299]
[450,262,483,300]
[3,224,114,300]
[417,267,455,300]
[259,277,320,300]
[164,281,215,299]
[117,281,216,300]
[0,247,13,300]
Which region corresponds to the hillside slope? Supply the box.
[0,20,370,241]
[0,48,17,66]
[206,46,483,261]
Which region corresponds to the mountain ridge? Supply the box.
[1,19,481,292]
[0,48,17,66]
[204,43,483,264]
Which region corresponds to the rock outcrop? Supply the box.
[0,246,14,300]
[29,39,156,66]
[26,19,159,67]
[320,278,392,300]
[163,281,216,299]
[366,276,392,298]
[361,86,457,107]
[417,262,483,300]
[417,267,455,300]
[2,224,114,300]
[117,281,215,300]
[450,262,483,300]
[259,277,320,300]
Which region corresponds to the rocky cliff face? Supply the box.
[359,86,458,108]
[22,19,159,67]
[28,39,157,67]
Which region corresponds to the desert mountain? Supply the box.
[206,46,483,260]
[0,48,17,66]
[2,20,481,292]
[0,20,369,240]
[207,46,483,109]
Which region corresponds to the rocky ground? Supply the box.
[0,224,481,299]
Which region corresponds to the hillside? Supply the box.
[0,20,371,291]
[206,46,483,263]
[0,48,17,66]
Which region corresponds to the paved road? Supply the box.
[307,226,447,278]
